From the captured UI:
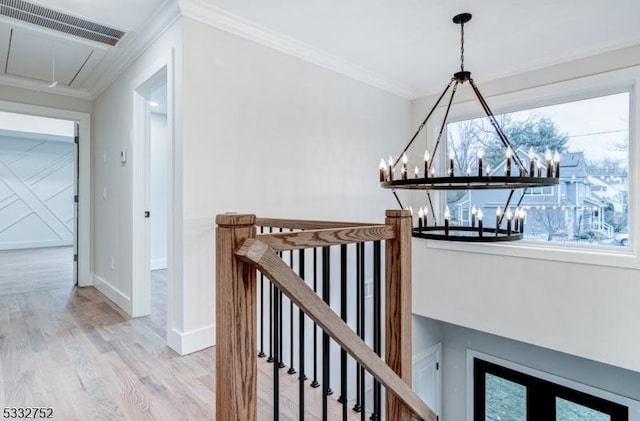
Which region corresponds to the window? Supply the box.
[446,92,630,249]
[474,358,629,420]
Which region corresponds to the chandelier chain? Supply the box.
[460,22,465,72]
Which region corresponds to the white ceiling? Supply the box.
[199,0,640,98]
[0,0,638,99]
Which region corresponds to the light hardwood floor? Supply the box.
[0,246,74,296]
[0,269,368,420]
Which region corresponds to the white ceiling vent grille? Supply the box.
[0,0,125,46]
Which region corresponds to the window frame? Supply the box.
[474,358,628,420]
[427,66,640,269]
[466,350,640,421]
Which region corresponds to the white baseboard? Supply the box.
[93,274,132,315]
[150,258,167,271]
[166,324,215,356]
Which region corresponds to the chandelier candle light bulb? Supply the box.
[528,148,536,176]
[506,208,513,236]
[545,149,553,177]
[477,209,484,238]
[514,207,520,231]
[388,156,394,181]
[553,151,561,178]
[379,159,386,182]
[418,208,424,232]
[449,150,455,177]
[537,161,542,178]
[466,165,472,177]
[505,147,513,177]
[423,206,429,226]
[477,149,484,176]
[444,206,451,236]
[471,205,478,227]
[496,207,502,236]
[402,153,408,180]
[424,150,430,177]
[414,166,419,179]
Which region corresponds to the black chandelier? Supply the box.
[380,13,559,242]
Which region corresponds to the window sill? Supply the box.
[423,237,639,270]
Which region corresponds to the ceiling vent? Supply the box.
[0,0,125,46]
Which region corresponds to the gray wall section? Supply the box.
[413,314,640,420]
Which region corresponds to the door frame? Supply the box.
[0,100,90,285]
[130,49,175,321]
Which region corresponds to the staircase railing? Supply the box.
[215,210,436,421]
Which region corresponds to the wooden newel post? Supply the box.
[215,213,257,421]
[385,209,413,421]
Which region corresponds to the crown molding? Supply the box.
[86,0,181,99]
[178,0,413,99]
[0,73,92,100]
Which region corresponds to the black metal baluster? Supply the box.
[353,242,362,413]
[259,226,266,358]
[267,227,275,363]
[371,241,382,421]
[322,246,332,421]
[359,242,366,421]
[311,247,320,388]
[288,234,296,375]
[278,228,285,369]
[274,285,281,420]
[338,244,348,421]
[298,249,306,420]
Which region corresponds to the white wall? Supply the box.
[181,16,407,353]
[411,44,640,373]
[150,112,168,270]
[92,18,182,322]
[413,315,640,421]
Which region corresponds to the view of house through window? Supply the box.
[446,92,629,248]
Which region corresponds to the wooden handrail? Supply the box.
[235,238,436,421]
[257,224,396,251]
[256,217,376,230]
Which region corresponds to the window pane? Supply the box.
[556,397,611,421]
[486,373,527,421]
[447,92,629,248]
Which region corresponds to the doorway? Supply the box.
[0,110,86,295]
[130,59,172,335]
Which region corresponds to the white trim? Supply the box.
[130,50,177,354]
[0,73,92,100]
[0,100,91,286]
[429,66,640,270]
[93,274,132,314]
[466,350,640,421]
[87,0,180,99]
[167,325,215,356]
[178,0,412,99]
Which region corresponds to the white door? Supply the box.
[413,342,442,418]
